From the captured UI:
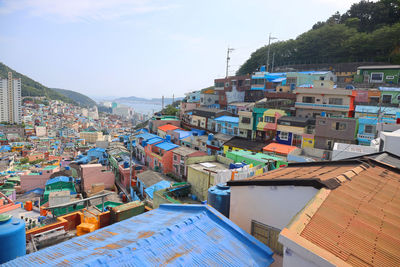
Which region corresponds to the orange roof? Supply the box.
[262,143,298,155]
[157,124,180,132]
[281,163,400,267]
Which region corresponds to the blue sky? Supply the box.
[0,0,362,99]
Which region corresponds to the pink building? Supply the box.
[80,164,115,193]
[20,166,60,192]
[144,141,179,174]
[172,147,207,180]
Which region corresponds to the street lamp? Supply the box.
[266,33,278,72]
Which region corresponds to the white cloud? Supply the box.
[0,0,177,22]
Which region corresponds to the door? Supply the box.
[251,220,283,255]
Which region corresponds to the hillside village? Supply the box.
[0,61,400,266]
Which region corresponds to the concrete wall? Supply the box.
[20,167,60,192]
[81,164,115,192]
[187,167,214,201]
[282,249,322,267]
[186,155,216,165]
[230,185,318,232]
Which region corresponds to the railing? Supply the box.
[357,133,375,140]
[295,102,350,109]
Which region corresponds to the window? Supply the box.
[173,155,177,161]
[251,221,283,255]
[319,120,326,125]
[244,79,251,85]
[397,95,400,101]
[332,122,347,131]
[232,80,237,86]
[370,72,383,82]
[329,98,343,105]
[241,117,251,124]
[225,82,229,87]
[279,132,289,140]
[215,82,224,87]
[264,116,275,123]
[233,127,238,135]
[365,125,375,134]
[302,96,315,103]
[252,79,265,85]
[382,95,392,104]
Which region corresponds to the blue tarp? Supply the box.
[144,180,171,199]
[0,145,11,152]
[155,141,179,151]
[5,204,274,266]
[46,176,73,186]
[214,116,239,123]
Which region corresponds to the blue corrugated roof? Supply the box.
[155,141,179,151]
[144,180,171,199]
[135,132,159,141]
[45,176,72,185]
[146,137,163,145]
[214,116,239,123]
[5,204,274,266]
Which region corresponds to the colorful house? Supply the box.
[276,116,315,148]
[214,116,239,136]
[379,87,400,105]
[171,146,207,180]
[357,116,396,145]
[255,109,286,141]
[144,139,179,174]
[354,65,400,84]
[354,105,400,118]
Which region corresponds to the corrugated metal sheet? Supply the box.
[144,180,171,199]
[5,204,274,266]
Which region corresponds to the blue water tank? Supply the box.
[207,133,214,141]
[65,166,70,170]
[208,184,231,218]
[0,214,26,264]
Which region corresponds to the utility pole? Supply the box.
[266,33,277,72]
[271,52,275,73]
[129,130,133,201]
[226,47,235,78]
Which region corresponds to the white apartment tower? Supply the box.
[0,72,22,124]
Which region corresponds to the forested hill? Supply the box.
[0,62,75,104]
[0,62,95,107]
[237,0,400,75]
[52,88,97,107]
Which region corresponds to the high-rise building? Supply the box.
[0,72,22,124]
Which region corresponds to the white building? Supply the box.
[0,72,22,124]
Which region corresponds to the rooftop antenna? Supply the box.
[266,33,278,72]
[226,47,235,78]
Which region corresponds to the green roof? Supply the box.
[43,165,58,170]
[227,150,284,162]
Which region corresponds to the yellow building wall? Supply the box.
[187,167,214,201]
[302,137,315,148]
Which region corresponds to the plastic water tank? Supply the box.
[0,214,26,264]
[208,184,231,218]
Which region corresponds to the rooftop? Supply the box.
[172,146,206,157]
[280,161,400,267]
[157,124,180,132]
[188,161,229,174]
[154,141,179,151]
[5,205,274,266]
[136,170,173,188]
[263,143,299,155]
[223,136,268,152]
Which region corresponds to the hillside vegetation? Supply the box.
[238,0,400,75]
[52,88,97,107]
[0,62,75,104]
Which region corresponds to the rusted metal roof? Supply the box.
[282,164,400,267]
[5,204,274,266]
[228,160,366,189]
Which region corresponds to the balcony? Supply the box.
[295,102,350,111]
[357,133,375,141]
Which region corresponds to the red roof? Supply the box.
[262,143,298,155]
[157,124,180,132]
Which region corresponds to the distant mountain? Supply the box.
[52,88,97,107]
[0,62,76,104]
[115,96,184,104]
